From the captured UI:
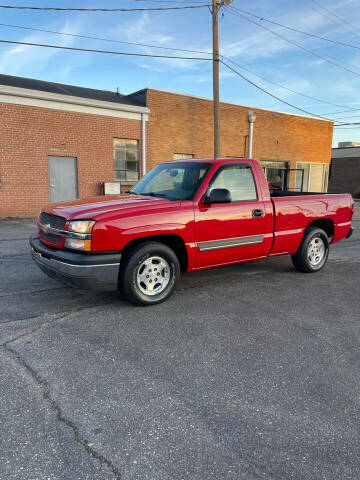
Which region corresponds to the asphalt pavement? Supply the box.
[0,207,359,480]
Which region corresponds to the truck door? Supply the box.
[194,162,273,268]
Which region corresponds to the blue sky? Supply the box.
[0,0,359,146]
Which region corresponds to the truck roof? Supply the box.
[169,157,252,163]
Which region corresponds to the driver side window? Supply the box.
[209,165,257,202]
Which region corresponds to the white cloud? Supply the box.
[0,20,81,76]
[122,12,173,45]
[118,12,209,71]
[220,0,360,61]
[0,0,358,121]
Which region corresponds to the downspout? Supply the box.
[248,110,256,158]
[141,113,146,177]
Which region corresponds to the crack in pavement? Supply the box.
[0,286,68,298]
[0,298,120,324]
[1,300,118,341]
[1,302,122,479]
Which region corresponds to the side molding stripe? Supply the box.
[197,235,264,252]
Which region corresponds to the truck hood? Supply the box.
[43,195,179,220]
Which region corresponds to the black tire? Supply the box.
[120,241,180,306]
[291,227,329,273]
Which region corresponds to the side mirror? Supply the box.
[204,188,232,204]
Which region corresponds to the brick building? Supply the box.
[0,75,333,217]
[0,75,149,217]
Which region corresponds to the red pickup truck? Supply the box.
[30,158,354,305]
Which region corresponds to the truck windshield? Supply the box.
[131,162,211,200]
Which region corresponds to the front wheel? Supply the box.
[120,241,180,306]
[291,227,329,273]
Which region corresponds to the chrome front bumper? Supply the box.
[30,236,121,291]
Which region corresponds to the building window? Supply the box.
[295,162,310,192]
[173,153,194,160]
[296,162,329,192]
[261,160,289,190]
[113,139,139,182]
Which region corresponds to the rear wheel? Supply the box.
[291,227,329,273]
[120,241,180,306]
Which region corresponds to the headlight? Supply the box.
[65,220,95,251]
[67,220,95,234]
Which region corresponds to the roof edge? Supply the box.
[146,87,333,123]
[125,88,148,107]
[0,84,150,114]
[332,146,360,149]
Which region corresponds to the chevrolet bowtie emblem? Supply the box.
[42,224,50,233]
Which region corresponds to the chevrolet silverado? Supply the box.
[30,158,354,305]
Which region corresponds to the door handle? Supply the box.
[50,184,55,188]
[252,209,264,217]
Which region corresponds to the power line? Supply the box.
[328,114,360,120]
[297,0,359,39]
[334,125,360,128]
[221,60,354,126]
[0,40,344,124]
[0,3,210,11]
[220,59,334,121]
[310,0,358,33]
[0,23,211,55]
[220,56,353,110]
[225,6,360,115]
[333,122,360,126]
[0,40,352,127]
[1,15,357,119]
[135,1,206,3]
[226,6,360,79]
[320,108,360,116]
[0,38,212,60]
[231,7,360,51]
[227,5,360,76]
[0,10,355,125]
[3,21,355,114]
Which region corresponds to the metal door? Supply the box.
[48,156,78,203]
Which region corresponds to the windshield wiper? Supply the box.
[143,192,167,198]
[125,190,137,195]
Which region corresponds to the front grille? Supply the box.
[40,231,62,245]
[39,212,67,246]
[40,212,67,230]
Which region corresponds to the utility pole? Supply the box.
[212,0,232,158]
[212,0,220,158]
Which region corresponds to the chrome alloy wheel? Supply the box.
[307,237,325,267]
[136,256,170,296]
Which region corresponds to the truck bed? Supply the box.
[270,192,354,256]
[271,190,327,197]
